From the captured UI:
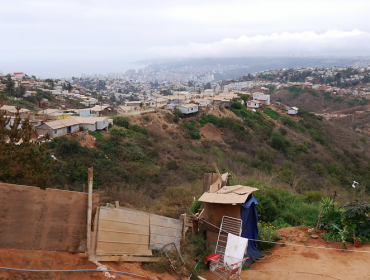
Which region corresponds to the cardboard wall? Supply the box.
[204,203,241,247]
[0,183,99,252]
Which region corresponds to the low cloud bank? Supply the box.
[146,29,370,58]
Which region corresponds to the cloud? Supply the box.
[146,29,370,58]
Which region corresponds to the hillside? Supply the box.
[32,103,369,214]
[2,94,370,212]
[272,88,370,114]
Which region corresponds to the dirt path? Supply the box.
[204,227,370,280]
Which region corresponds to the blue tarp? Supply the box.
[240,196,264,265]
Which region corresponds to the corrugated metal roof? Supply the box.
[43,120,65,129]
[60,117,80,126]
[199,185,258,205]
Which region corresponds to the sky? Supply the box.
[1,0,370,78]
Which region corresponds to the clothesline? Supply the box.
[197,217,370,254]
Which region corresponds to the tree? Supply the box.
[0,96,53,188]
[204,82,212,90]
[14,85,26,98]
[109,126,127,142]
[45,78,54,89]
[36,92,43,108]
[5,74,14,95]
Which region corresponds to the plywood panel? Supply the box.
[96,207,152,256]
[0,183,99,252]
[149,214,183,251]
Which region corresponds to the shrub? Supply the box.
[189,195,202,214]
[257,222,281,251]
[333,96,342,103]
[89,131,103,139]
[217,117,249,140]
[109,126,127,142]
[279,127,287,136]
[131,124,147,134]
[287,86,302,97]
[113,116,130,128]
[324,92,332,100]
[166,160,180,170]
[304,191,323,203]
[309,129,326,145]
[247,180,320,226]
[281,116,306,132]
[182,121,201,139]
[231,101,243,110]
[270,132,292,152]
[198,114,220,125]
[311,163,326,176]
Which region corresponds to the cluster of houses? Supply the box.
[0,105,113,139]
[116,90,301,117]
[117,91,276,115]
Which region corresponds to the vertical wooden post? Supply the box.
[115,201,119,208]
[192,219,198,235]
[87,167,93,258]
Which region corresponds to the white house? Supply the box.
[247,100,261,108]
[177,104,199,114]
[35,117,80,138]
[74,116,109,131]
[252,92,270,105]
[193,98,212,106]
[69,108,91,117]
[148,97,168,108]
[288,107,299,115]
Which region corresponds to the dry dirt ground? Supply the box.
[202,227,370,280]
[0,249,173,280]
[2,227,370,280]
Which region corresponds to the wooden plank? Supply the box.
[90,206,100,261]
[213,163,223,181]
[96,207,152,256]
[149,214,183,251]
[87,167,93,257]
[94,256,161,262]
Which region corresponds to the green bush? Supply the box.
[270,132,292,152]
[182,121,201,139]
[89,131,103,139]
[189,195,202,214]
[217,117,249,140]
[287,86,302,97]
[281,116,306,132]
[324,92,332,100]
[247,180,320,226]
[198,114,220,125]
[166,160,180,170]
[109,126,128,142]
[131,124,147,134]
[304,191,323,203]
[257,222,281,251]
[113,116,130,128]
[231,101,243,110]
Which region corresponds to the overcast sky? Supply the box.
[1,0,369,77]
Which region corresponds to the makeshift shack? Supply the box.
[199,179,264,265]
